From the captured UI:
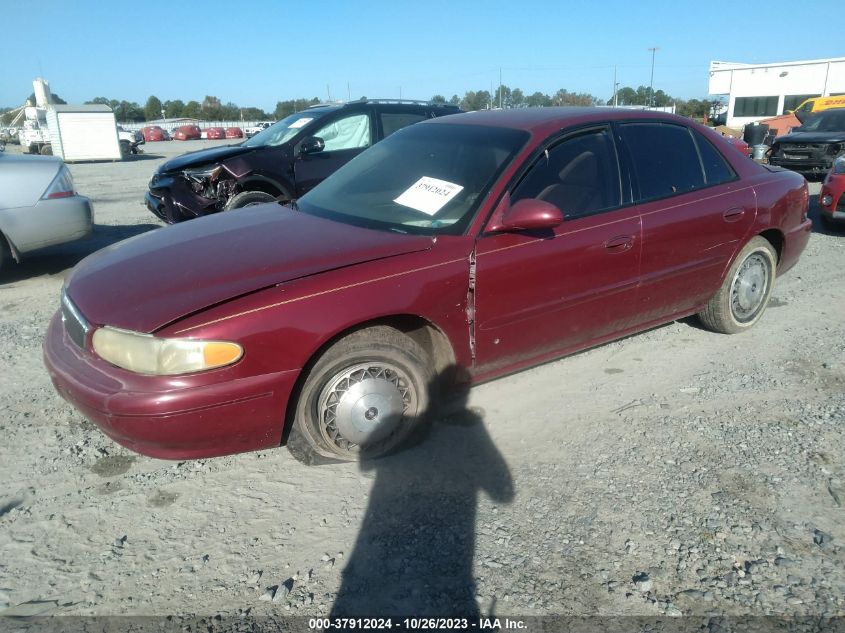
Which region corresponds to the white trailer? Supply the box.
[45,104,121,162]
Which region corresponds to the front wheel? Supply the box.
[224,190,279,210]
[289,326,433,462]
[698,236,777,334]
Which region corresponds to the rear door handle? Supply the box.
[604,235,634,252]
[723,207,745,222]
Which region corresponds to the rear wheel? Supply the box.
[39,144,52,156]
[224,190,278,210]
[119,140,131,158]
[698,236,777,334]
[289,326,433,462]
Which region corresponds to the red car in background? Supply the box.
[140,126,170,142]
[173,125,202,141]
[44,108,811,463]
[205,127,225,140]
[225,127,244,139]
[820,156,845,228]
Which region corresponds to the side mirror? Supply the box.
[299,136,325,156]
[487,195,564,233]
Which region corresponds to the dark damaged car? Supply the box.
[146,99,462,223]
[768,109,845,177]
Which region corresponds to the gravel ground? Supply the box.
[0,140,843,629]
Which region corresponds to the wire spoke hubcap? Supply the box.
[731,252,770,322]
[318,362,415,452]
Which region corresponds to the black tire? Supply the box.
[698,236,777,334]
[224,190,278,210]
[288,326,434,462]
[119,140,131,158]
[0,233,11,275]
[39,144,52,156]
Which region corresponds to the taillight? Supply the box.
[42,166,75,199]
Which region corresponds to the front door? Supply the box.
[293,111,373,196]
[473,126,643,376]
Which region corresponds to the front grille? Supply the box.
[778,143,830,161]
[61,292,90,349]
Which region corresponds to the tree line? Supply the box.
[2,85,723,126]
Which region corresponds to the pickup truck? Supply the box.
[244,122,272,138]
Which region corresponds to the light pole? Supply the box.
[648,47,659,108]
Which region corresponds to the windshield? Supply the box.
[242,110,332,147]
[297,122,529,235]
[799,110,845,133]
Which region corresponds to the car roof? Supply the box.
[428,107,697,136]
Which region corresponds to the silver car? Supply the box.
[0,149,93,272]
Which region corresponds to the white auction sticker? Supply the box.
[394,177,464,215]
[288,117,313,129]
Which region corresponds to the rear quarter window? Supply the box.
[693,132,737,185]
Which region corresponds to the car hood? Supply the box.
[65,206,434,333]
[775,131,845,144]
[159,144,255,172]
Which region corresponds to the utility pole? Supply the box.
[499,67,503,109]
[347,83,351,101]
[612,66,618,107]
[648,47,659,108]
[326,84,332,102]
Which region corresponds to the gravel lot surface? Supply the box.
[0,140,843,629]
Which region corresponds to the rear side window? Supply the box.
[618,123,704,202]
[693,132,737,185]
[380,112,428,138]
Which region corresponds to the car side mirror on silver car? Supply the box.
[299,136,326,156]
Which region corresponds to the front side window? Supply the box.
[298,123,528,235]
[313,113,371,151]
[618,123,705,201]
[512,128,621,218]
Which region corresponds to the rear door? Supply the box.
[293,108,374,196]
[473,125,643,374]
[617,122,756,322]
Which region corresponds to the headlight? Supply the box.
[834,156,845,175]
[183,165,223,181]
[92,326,242,375]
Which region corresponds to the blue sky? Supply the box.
[2,0,843,110]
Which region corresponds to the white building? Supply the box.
[709,57,845,128]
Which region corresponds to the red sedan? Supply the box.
[140,126,169,142]
[44,108,811,462]
[820,156,845,228]
[205,127,225,140]
[173,125,201,141]
[225,126,244,139]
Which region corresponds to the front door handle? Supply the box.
[723,207,745,222]
[604,235,634,252]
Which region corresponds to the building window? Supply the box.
[733,96,778,117]
[783,94,820,113]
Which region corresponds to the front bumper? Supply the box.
[43,312,300,460]
[769,156,834,175]
[820,184,845,224]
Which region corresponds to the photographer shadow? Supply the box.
[330,367,514,619]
